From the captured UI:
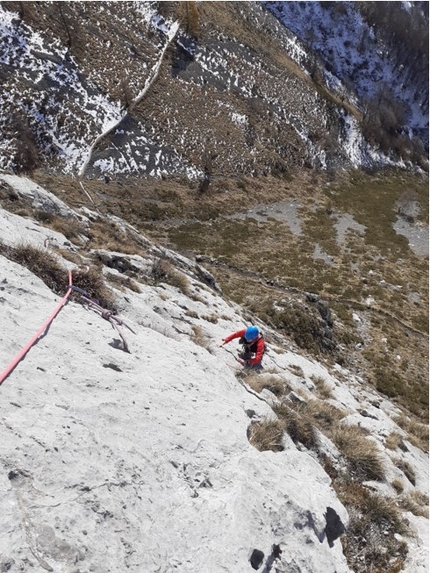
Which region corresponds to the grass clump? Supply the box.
[310,374,333,399]
[331,424,385,481]
[304,400,346,432]
[150,257,190,295]
[2,242,68,295]
[244,373,287,397]
[384,431,404,450]
[247,418,285,452]
[393,415,429,453]
[190,325,211,351]
[273,402,318,450]
[105,272,141,294]
[0,242,117,310]
[392,457,416,485]
[71,266,117,310]
[340,482,409,573]
[398,490,429,518]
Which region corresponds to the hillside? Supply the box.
[0,174,428,573]
[0,2,428,573]
[0,1,428,176]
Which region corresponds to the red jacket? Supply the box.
[224,328,265,366]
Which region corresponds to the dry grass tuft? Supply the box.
[201,312,218,324]
[393,415,429,453]
[398,490,429,518]
[72,266,117,310]
[150,257,190,295]
[310,374,333,399]
[273,402,318,449]
[289,364,304,377]
[2,242,68,295]
[86,220,144,255]
[190,325,211,351]
[105,272,141,294]
[385,431,404,450]
[304,399,347,431]
[34,211,86,244]
[247,418,285,452]
[392,457,416,485]
[245,373,287,397]
[391,479,404,494]
[331,424,385,481]
[340,482,408,572]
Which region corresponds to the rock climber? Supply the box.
[219,325,266,369]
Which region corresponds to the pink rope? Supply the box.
[0,270,73,386]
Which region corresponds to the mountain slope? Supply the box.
[0,1,427,177]
[0,174,428,573]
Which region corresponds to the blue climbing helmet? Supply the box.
[244,325,259,342]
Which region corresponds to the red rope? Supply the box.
[0,270,73,386]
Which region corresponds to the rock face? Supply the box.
[0,256,350,573]
[0,176,428,573]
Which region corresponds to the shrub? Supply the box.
[331,425,385,481]
[247,419,285,452]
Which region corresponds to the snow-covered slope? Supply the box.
[0,176,428,573]
[0,1,427,177]
[263,1,428,144]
